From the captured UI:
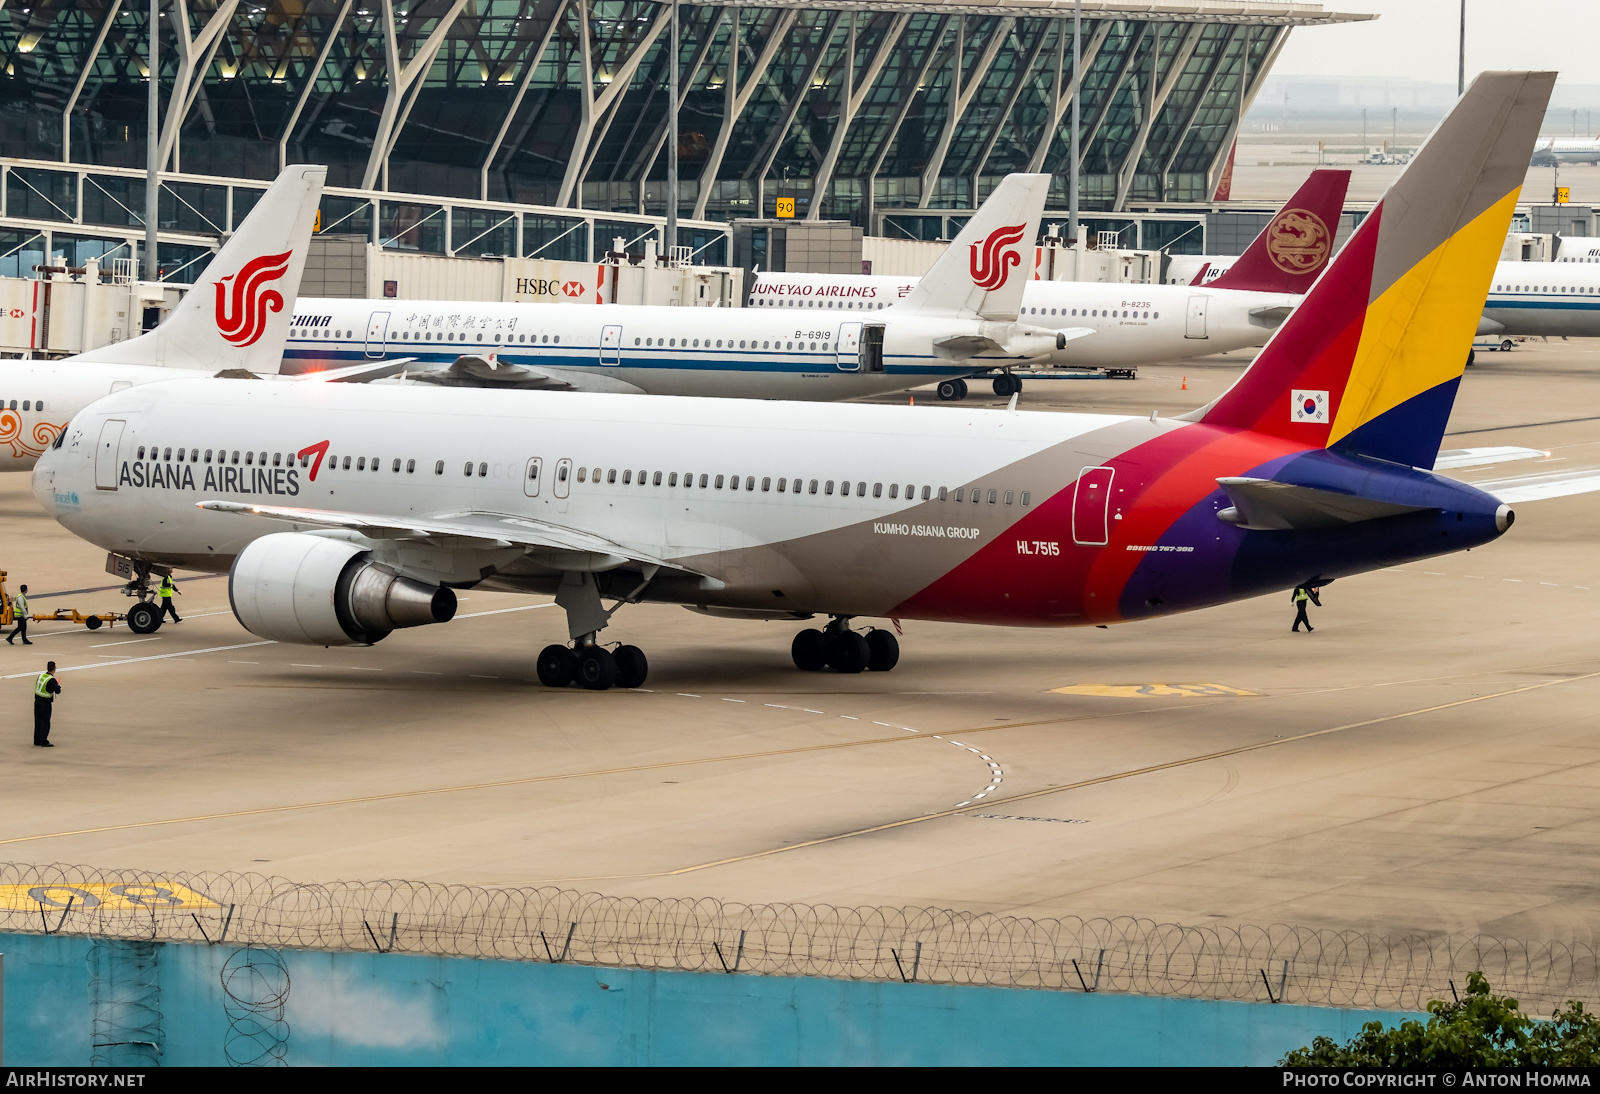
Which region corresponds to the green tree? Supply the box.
[1281,971,1600,1067]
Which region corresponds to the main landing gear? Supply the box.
[936,378,969,401]
[791,618,899,674]
[991,373,1023,397]
[535,569,653,691]
[537,640,648,690]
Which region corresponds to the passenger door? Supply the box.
[94,419,125,491]
[523,456,543,498]
[1072,466,1114,546]
[600,325,623,366]
[1185,295,1208,339]
[835,321,863,371]
[365,310,390,358]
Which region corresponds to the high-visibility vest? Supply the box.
[1294,588,1310,603]
[12,592,26,614]
[34,672,54,699]
[159,577,174,599]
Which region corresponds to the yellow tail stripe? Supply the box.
[1330,187,1521,446]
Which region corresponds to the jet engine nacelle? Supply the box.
[229,532,457,646]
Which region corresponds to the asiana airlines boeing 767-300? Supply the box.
[34,73,1559,691]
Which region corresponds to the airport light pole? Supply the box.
[1457,0,1465,96]
[665,0,679,264]
[145,0,159,282]
[1067,0,1080,247]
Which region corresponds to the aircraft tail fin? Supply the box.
[73,164,326,374]
[1209,169,1351,294]
[895,173,1049,322]
[1199,72,1554,470]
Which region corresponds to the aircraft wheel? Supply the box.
[613,644,649,689]
[826,631,870,674]
[576,645,617,690]
[866,629,900,672]
[1501,339,1515,351]
[84,616,103,631]
[536,644,576,688]
[1466,349,1476,367]
[791,629,828,671]
[955,378,969,399]
[126,602,162,635]
[992,375,1011,397]
[937,379,963,401]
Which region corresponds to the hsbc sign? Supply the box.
[514,278,572,298]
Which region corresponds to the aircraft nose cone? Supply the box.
[1495,504,1515,533]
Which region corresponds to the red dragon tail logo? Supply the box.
[969,224,1027,292]
[215,251,293,347]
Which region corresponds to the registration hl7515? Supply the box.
[1017,540,1060,556]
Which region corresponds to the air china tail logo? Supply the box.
[969,224,1027,291]
[215,250,292,347]
[1265,208,1332,276]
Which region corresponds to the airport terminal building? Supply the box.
[0,1,1364,275]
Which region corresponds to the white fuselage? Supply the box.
[35,381,1127,620]
[0,361,207,473]
[1483,260,1600,337]
[1533,138,1600,165]
[283,298,1026,398]
[747,274,1293,367]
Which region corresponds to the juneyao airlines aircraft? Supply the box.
[35,73,1570,691]
[280,176,1081,400]
[747,171,1350,395]
[0,165,329,473]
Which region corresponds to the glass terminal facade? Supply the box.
[0,1,1362,271]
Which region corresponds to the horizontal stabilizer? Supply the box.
[1468,468,1600,504]
[1434,446,1545,470]
[1215,477,1431,531]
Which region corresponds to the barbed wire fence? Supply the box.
[4,861,1598,1016]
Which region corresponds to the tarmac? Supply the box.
[2,338,1599,941]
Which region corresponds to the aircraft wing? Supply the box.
[932,326,1093,359]
[195,501,695,574]
[1215,477,1432,531]
[399,353,646,393]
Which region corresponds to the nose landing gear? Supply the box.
[792,618,899,673]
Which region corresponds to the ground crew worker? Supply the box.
[157,574,182,623]
[1291,583,1322,633]
[34,660,60,746]
[7,583,31,645]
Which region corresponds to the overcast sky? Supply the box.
[1275,0,1599,84]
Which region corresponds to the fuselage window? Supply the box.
[623,470,632,484]
[809,479,818,494]
[888,484,897,499]
[1021,491,1031,506]
[669,338,676,347]
[1153,312,1159,319]
[637,470,646,484]
[645,338,652,346]
[698,473,708,488]
[424,332,431,341]
[604,468,615,484]
[669,472,679,486]
[232,451,242,465]
[246,451,256,466]
[953,488,964,502]
[776,477,787,492]
[744,476,754,491]
[463,461,473,476]
[728,475,739,490]
[355,456,364,470]
[975,490,984,504]
[478,463,487,477]
[578,467,588,483]
[391,458,400,472]
[22,400,30,411]
[922,486,932,500]
[740,340,747,348]
[855,482,866,497]
[137,446,146,459]
[205,449,214,463]
[435,460,444,475]
[407,460,415,473]
[1004,490,1014,505]
[825,480,835,495]
[713,474,724,489]
[271,452,280,467]
[653,471,662,486]
[787,341,794,349]
[762,477,771,492]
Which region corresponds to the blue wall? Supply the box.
[0,932,1413,1066]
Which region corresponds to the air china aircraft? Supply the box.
[749,171,1350,397]
[1532,137,1600,166]
[0,165,327,473]
[35,74,1559,691]
[281,176,1082,400]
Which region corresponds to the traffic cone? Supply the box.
[1181,376,1188,390]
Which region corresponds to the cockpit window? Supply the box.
[51,429,66,450]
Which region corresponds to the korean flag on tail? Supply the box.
[1291,389,1328,424]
